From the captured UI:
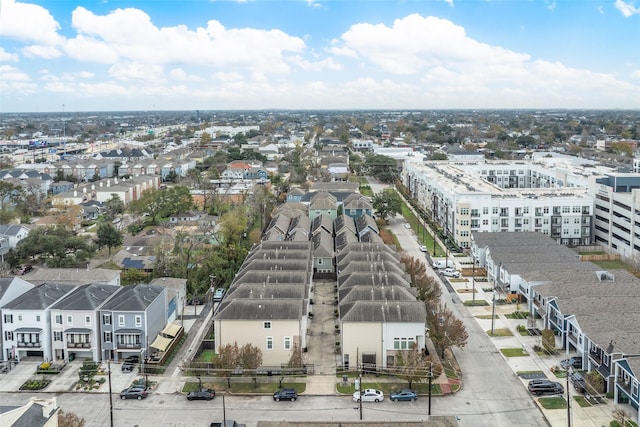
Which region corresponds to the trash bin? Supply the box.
[342,375,348,383]
[68,353,75,362]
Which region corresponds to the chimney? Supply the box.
[107,179,111,187]
[99,181,103,187]
[73,190,77,197]
[82,187,87,193]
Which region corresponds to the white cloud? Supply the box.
[0,0,64,46]
[0,48,19,62]
[631,69,640,79]
[334,15,529,75]
[441,0,454,7]
[65,35,119,64]
[22,45,62,59]
[67,6,306,74]
[108,61,165,82]
[615,0,640,17]
[168,68,204,82]
[0,65,37,94]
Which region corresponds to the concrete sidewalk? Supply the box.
[451,277,638,427]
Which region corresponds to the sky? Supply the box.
[1,0,640,113]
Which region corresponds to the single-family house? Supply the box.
[1,283,76,361]
[49,283,120,362]
[98,284,166,362]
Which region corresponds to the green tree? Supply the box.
[159,185,193,217]
[363,154,398,183]
[372,189,402,221]
[10,226,92,268]
[128,189,163,224]
[95,223,123,255]
[584,370,605,394]
[393,347,429,389]
[103,194,124,222]
[431,152,448,160]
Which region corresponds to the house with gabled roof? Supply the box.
[1,283,76,361]
[311,214,334,237]
[343,193,373,218]
[0,277,35,361]
[49,283,120,362]
[0,224,29,250]
[308,192,338,221]
[355,214,379,238]
[312,232,334,275]
[98,284,166,362]
[0,397,59,427]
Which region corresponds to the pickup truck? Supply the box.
[210,421,246,427]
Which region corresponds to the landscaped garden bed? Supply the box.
[20,377,51,390]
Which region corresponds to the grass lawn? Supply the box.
[500,348,528,357]
[516,370,545,376]
[505,311,530,319]
[464,300,489,306]
[538,397,567,409]
[573,395,591,407]
[552,370,568,378]
[196,350,216,363]
[475,314,496,319]
[487,328,513,337]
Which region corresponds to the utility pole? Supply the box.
[566,367,572,427]
[107,360,114,427]
[428,362,433,416]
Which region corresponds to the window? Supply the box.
[3,314,12,323]
[54,332,62,341]
[4,331,13,341]
[393,337,415,350]
[135,316,142,327]
[36,315,40,322]
[84,316,91,325]
[284,336,292,350]
[18,315,22,322]
[67,315,72,323]
[118,315,125,327]
[266,336,273,350]
[103,314,112,325]
[103,332,112,343]
[55,315,62,324]
[263,321,271,329]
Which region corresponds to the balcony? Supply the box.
[117,343,141,349]
[616,378,632,396]
[17,341,41,348]
[589,351,603,366]
[67,342,91,348]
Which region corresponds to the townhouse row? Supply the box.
[0,272,184,363]
[471,231,640,424]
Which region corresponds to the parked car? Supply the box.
[527,379,564,396]
[121,355,140,372]
[569,372,587,393]
[442,268,461,278]
[389,389,418,402]
[404,223,411,229]
[419,245,428,252]
[120,386,149,400]
[187,388,216,401]
[560,357,583,370]
[353,389,384,402]
[213,288,226,302]
[273,388,297,401]
[16,264,32,275]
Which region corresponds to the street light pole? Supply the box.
[491,289,497,335]
[472,257,476,306]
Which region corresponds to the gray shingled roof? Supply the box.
[338,260,407,277]
[338,271,411,289]
[51,283,120,310]
[340,300,426,323]
[359,230,383,243]
[312,232,334,258]
[335,230,358,251]
[22,268,120,286]
[474,231,561,248]
[311,214,334,235]
[215,298,303,320]
[3,283,76,310]
[226,283,306,300]
[334,214,357,235]
[343,193,373,210]
[233,270,309,285]
[100,284,163,311]
[355,214,379,235]
[338,285,418,303]
[336,246,399,269]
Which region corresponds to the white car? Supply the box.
[403,223,411,229]
[419,245,428,252]
[442,268,461,278]
[353,388,384,402]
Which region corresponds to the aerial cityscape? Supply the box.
[2,1,640,427]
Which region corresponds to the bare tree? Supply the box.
[238,343,263,388]
[427,303,468,357]
[58,410,86,427]
[216,342,239,388]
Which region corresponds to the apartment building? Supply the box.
[403,159,596,249]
